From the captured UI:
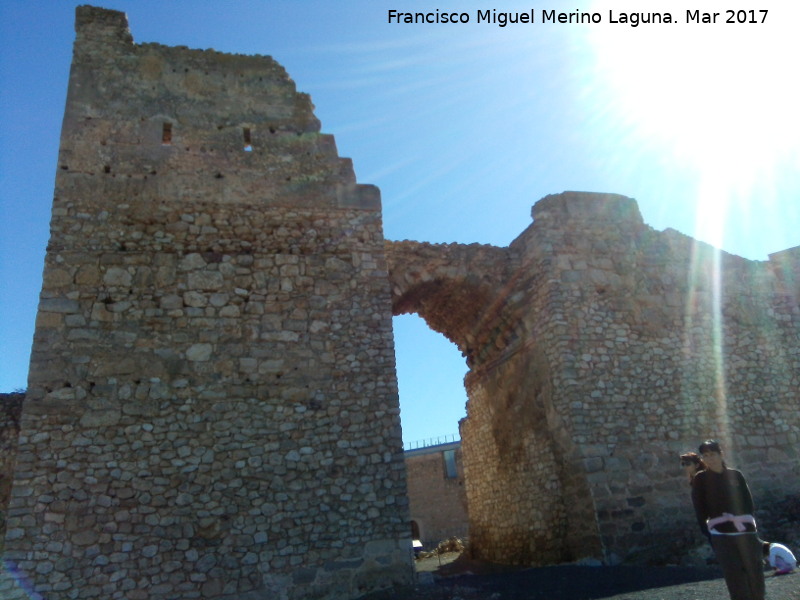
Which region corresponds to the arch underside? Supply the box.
[392,278,496,367]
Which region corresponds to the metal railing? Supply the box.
[404,433,460,451]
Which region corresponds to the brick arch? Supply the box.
[385,240,518,368]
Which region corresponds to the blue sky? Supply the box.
[1,1,799,447]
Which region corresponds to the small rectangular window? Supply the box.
[243,127,252,151]
[162,122,172,145]
[443,450,458,479]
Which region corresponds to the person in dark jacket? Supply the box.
[691,439,764,600]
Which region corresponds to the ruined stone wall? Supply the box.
[534,194,798,561]
[459,201,605,565]
[461,192,800,565]
[1,7,412,600]
[461,356,573,564]
[386,192,798,567]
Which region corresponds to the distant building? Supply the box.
[404,440,468,548]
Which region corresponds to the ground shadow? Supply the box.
[434,563,724,599]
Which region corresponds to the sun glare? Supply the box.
[576,2,800,440]
[585,7,799,166]
[583,2,800,249]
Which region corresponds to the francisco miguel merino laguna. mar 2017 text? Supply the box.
[386,8,769,27]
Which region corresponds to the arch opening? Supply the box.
[394,313,471,553]
[393,314,467,449]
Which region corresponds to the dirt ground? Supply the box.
[359,552,799,600]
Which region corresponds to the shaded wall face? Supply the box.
[0,394,23,556]
[461,351,574,565]
[1,7,411,600]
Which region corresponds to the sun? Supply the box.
[581,1,800,249]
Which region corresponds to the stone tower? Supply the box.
[1,6,412,600]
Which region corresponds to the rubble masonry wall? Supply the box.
[0,7,411,600]
[459,193,800,565]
